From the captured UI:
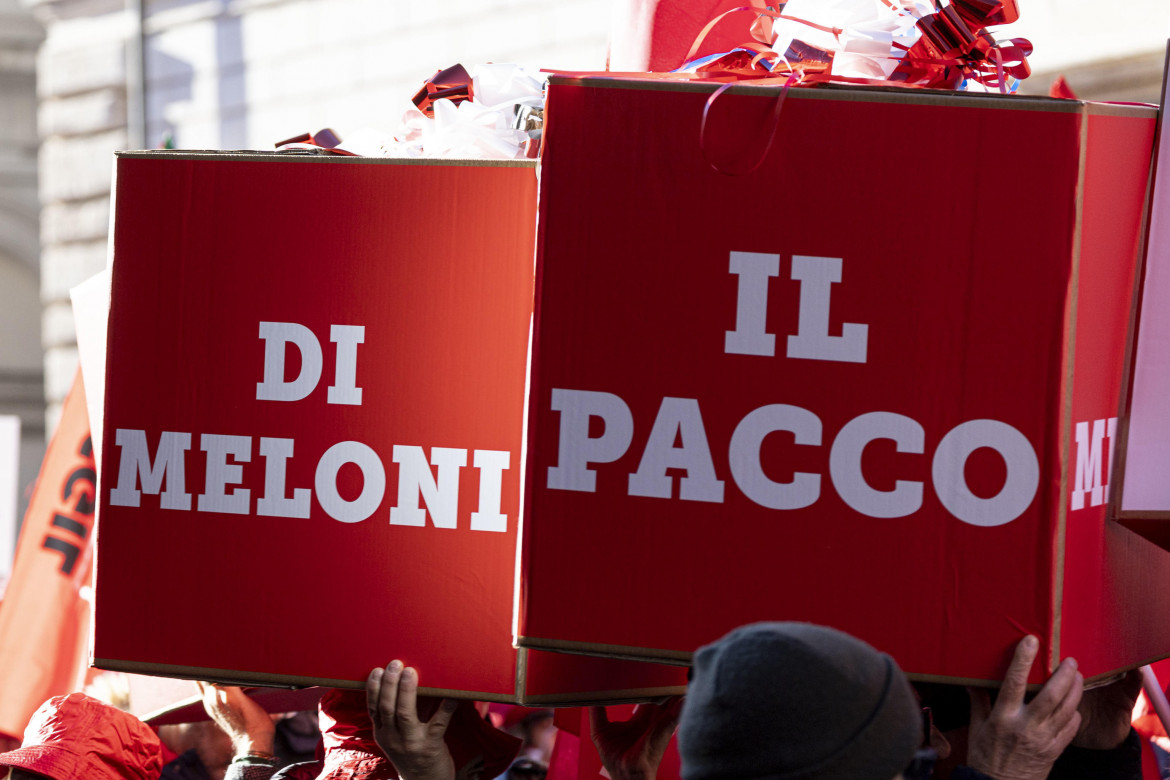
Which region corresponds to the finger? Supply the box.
[998,635,1040,710]
[379,661,405,728]
[428,698,459,736]
[649,701,683,754]
[589,706,610,740]
[651,697,684,736]
[967,686,992,728]
[1049,671,1084,728]
[1030,657,1080,717]
[365,667,385,725]
[197,681,218,714]
[1052,710,1083,754]
[397,666,421,727]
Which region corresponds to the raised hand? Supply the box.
[1070,668,1142,750]
[966,635,1083,780]
[589,697,684,780]
[366,660,459,780]
[196,682,275,759]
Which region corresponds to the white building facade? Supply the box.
[16,0,1170,430]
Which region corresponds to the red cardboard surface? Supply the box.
[520,78,1170,684]
[96,152,684,703]
[1061,112,1170,677]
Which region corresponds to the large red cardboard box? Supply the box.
[517,76,1170,685]
[95,151,685,703]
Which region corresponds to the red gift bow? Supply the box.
[412,63,474,117]
[681,0,1032,92]
[896,0,1031,90]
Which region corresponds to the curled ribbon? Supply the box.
[897,0,1031,90]
[678,0,1032,92]
[412,63,474,117]
[674,1,1031,176]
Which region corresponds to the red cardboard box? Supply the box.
[518,77,1170,685]
[95,151,685,703]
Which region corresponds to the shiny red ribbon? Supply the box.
[412,63,474,117]
[894,0,1031,90]
[680,0,1031,92]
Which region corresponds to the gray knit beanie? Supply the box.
[678,622,921,780]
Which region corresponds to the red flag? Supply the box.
[0,373,94,738]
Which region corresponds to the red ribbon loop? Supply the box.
[412,64,474,117]
[677,0,1031,93]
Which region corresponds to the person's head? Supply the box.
[677,622,921,780]
[500,709,554,763]
[0,693,163,780]
[156,720,234,780]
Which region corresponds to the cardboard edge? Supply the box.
[517,637,692,666]
[1051,105,1090,673]
[544,75,1144,115]
[1080,653,1170,689]
[520,687,688,706]
[112,150,537,168]
[92,659,519,702]
[1114,40,1170,522]
[905,666,1154,692]
[1084,102,1161,119]
[1119,511,1170,521]
[907,671,1028,690]
[515,647,527,701]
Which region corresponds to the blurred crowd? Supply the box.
[0,622,1159,780]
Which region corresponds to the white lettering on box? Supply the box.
[725,251,869,364]
[109,429,192,510]
[257,437,311,519]
[1071,417,1118,510]
[328,325,365,406]
[829,412,924,519]
[198,434,252,515]
[629,397,725,503]
[547,389,633,493]
[932,420,1039,527]
[257,321,366,406]
[315,441,385,523]
[257,322,323,402]
[787,255,868,364]
[390,446,467,529]
[546,390,1041,527]
[725,251,781,356]
[108,426,513,530]
[728,404,822,510]
[470,450,511,532]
